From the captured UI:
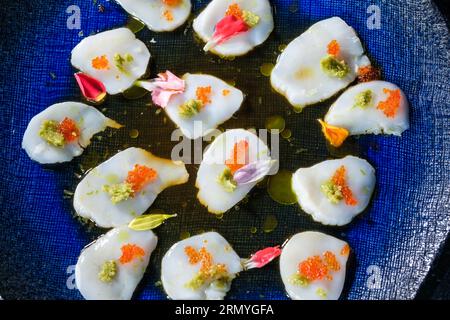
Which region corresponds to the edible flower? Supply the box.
[74,72,107,103]
[243,246,282,270]
[377,88,401,118]
[203,4,260,52]
[318,119,349,148]
[136,71,185,108]
[119,244,145,264]
[128,213,177,231]
[233,159,276,185]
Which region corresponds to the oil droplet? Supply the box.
[215,213,224,220]
[263,215,278,233]
[123,86,148,99]
[293,105,304,113]
[260,63,274,77]
[126,16,145,33]
[281,129,292,139]
[265,115,285,133]
[129,129,139,139]
[267,170,297,205]
[180,231,191,240]
[250,227,258,234]
[197,229,205,234]
[226,79,236,87]
[278,44,287,52]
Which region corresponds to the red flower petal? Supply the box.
[74,72,107,103]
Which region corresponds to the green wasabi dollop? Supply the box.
[98,260,117,283]
[178,99,203,118]
[114,53,134,75]
[102,183,133,204]
[289,273,309,287]
[320,55,350,79]
[321,181,343,204]
[39,120,65,147]
[217,168,237,192]
[354,90,373,109]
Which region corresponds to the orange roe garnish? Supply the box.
[323,251,341,272]
[222,89,231,96]
[332,166,358,206]
[377,88,401,118]
[357,65,381,83]
[91,55,110,70]
[119,244,145,264]
[126,164,158,193]
[226,3,243,19]
[318,119,349,148]
[58,117,79,142]
[196,86,212,105]
[199,247,213,273]
[341,244,350,256]
[298,255,328,281]
[184,246,224,277]
[185,246,202,264]
[327,40,340,56]
[163,10,174,21]
[225,140,249,174]
[162,0,182,6]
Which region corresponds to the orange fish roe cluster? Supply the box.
[222,89,231,96]
[119,244,145,264]
[184,246,226,277]
[126,164,158,193]
[341,244,350,256]
[226,3,243,19]
[377,88,401,118]
[332,166,358,206]
[58,117,80,142]
[327,40,340,56]
[196,86,212,105]
[225,140,249,174]
[185,246,202,264]
[163,10,174,21]
[298,251,341,282]
[162,0,182,6]
[91,55,110,70]
[357,65,381,83]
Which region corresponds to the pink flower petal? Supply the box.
[204,15,249,51]
[74,72,106,103]
[244,246,282,270]
[136,71,185,108]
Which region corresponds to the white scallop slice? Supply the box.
[196,129,271,214]
[280,231,349,300]
[22,102,120,164]
[116,0,192,32]
[164,73,244,139]
[292,156,375,226]
[161,232,242,300]
[71,28,151,95]
[271,17,371,108]
[193,0,274,57]
[74,147,189,228]
[75,226,157,300]
[324,81,409,136]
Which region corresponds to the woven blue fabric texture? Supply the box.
[0,0,449,300]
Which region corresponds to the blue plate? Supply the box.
[0,0,449,300]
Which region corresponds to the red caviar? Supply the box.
[323,251,340,272]
[126,164,158,193]
[377,88,401,118]
[225,140,249,174]
[332,166,358,206]
[184,246,226,277]
[91,55,110,70]
[196,86,212,105]
[226,3,243,19]
[357,65,381,82]
[298,256,329,281]
[58,117,79,142]
[327,40,340,56]
[163,0,182,6]
[119,244,145,264]
[341,244,350,256]
[163,10,174,21]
